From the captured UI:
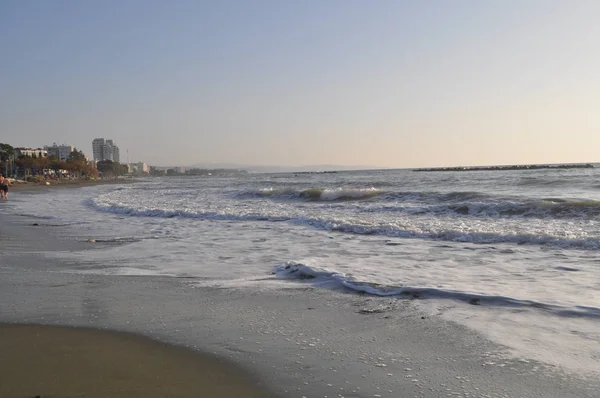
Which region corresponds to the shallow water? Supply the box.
[6,168,600,375]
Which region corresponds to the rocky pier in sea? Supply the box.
[413,163,594,172]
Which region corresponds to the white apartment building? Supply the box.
[45,144,74,162]
[15,147,47,157]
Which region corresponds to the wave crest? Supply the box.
[363,197,600,220]
[274,261,600,319]
[89,197,600,250]
[239,187,384,202]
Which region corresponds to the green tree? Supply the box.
[0,143,14,162]
[0,143,15,176]
[150,167,165,176]
[50,159,62,172]
[35,156,50,171]
[64,148,90,178]
[97,160,126,177]
[15,157,34,176]
[97,160,115,175]
[68,148,86,162]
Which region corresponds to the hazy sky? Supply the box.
[2,0,599,168]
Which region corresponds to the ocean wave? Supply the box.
[367,199,600,219]
[304,217,600,250]
[151,182,600,222]
[89,198,600,250]
[115,184,600,223]
[13,213,56,220]
[237,187,385,201]
[379,191,489,203]
[274,261,600,320]
[237,187,497,203]
[517,177,574,187]
[88,198,291,222]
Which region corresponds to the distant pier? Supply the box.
[413,163,594,172]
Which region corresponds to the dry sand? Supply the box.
[0,324,275,398]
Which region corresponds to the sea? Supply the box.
[6,167,600,377]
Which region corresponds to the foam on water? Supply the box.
[238,186,384,201]
[6,168,600,376]
[274,261,600,320]
[89,193,600,250]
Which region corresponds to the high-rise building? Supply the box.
[92,138,104,161]
[102,141,113,161]
[92,138,120,162]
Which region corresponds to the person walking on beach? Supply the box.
[0,174,10,200]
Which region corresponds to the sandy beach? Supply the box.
[0,190,275,398]
[0,324,275,398]
[4,1,600,396]
[1,188,599,398]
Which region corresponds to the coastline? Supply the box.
[0,324,275,398]
[1,194,599,397]
[6,177,139,193]
[0,202,276,398]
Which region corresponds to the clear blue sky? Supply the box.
[2,0,599,168]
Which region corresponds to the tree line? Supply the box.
[157,168,248,176]
[0,142,128,178]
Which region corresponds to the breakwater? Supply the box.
[414,164,594,172]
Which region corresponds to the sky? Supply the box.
[1,0,600,169]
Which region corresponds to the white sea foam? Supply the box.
[274,261,600,316]
[7,168,600,376]
[273,258,600,376]
[239,186,384,201]
[88,191,600,250]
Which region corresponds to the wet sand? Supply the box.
[0,324,274,398]
[7,178,138,193]
[1,194,599,397]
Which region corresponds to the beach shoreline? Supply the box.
[6,177,139,193]
[1,195,599,397]
[0,323,276,398]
